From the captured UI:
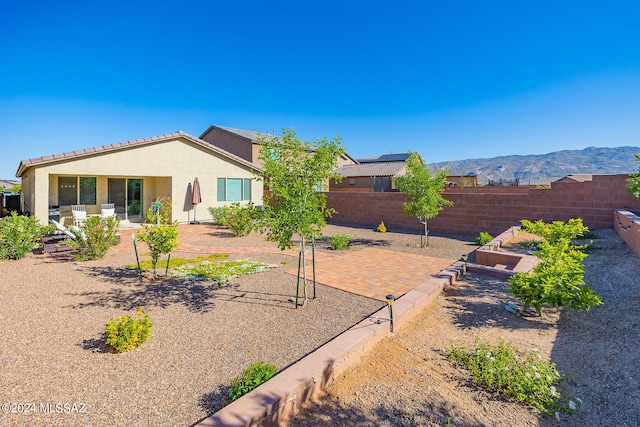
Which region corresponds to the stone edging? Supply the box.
[194,263,465,427]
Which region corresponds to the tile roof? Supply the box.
[16,131,263,177]
[334,162,406,178]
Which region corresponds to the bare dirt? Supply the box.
[287,229,640,427]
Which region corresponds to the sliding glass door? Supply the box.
[108,178,143,221]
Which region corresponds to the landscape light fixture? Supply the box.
[461,253,468,272]
[386,294,395,332]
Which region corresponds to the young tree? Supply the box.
[257,128,344,306]
[626,153,640,200]
[136,197,179,279]
[393,152,453,247]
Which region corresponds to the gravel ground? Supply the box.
[287,228,640,427]
[0,223,474,427]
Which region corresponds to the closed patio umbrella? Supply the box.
[191,177,202,224]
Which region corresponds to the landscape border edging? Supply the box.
[194,262,464,427]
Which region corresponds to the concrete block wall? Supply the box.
[326,174,640,235]
[614,209,640,259]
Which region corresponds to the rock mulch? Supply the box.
[0,223,474,426]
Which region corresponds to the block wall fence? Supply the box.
[325,174,640,235]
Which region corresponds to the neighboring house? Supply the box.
[16,131,263,227]
[330,162,407,192]
[200,124,358,169]
[554,174,593,183]
[330,152,411,192]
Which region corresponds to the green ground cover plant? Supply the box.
[172,259,277,283]
[329,233,354,250]
[447,338,574,414]
[125,253,228,270]
[228,361,278,401]
[105,307,153,353]
[0,212,48,260]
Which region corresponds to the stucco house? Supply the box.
[200,125,358,169]
[16,131,263,227]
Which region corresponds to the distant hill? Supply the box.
[426,146,640,185]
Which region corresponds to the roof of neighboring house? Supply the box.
[358,153,411,163]
[200,124,279,143]
[200,124,359,164]
[16,131,263,177]
[334,162,406,178]
[554,174,594,183]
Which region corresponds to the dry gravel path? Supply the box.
[0,223,474,427]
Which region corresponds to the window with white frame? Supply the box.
[217,178,251,202]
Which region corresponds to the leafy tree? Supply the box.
[136,197,179,279]
[393,152,453,247]
[626,153,640,200]
[0,212,47,259]
[257,128,344,305]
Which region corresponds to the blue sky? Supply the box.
[1,1,639,179]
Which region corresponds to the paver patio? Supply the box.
[287,247,455,301]
[45,224,457,302]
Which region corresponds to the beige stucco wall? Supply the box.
[23,137,263,226]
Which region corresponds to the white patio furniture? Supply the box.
[101,203,116,219]
[71,204,87,227]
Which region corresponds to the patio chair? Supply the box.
[49,218,79,241]
[71,204,87,227]
[101,203,116,219]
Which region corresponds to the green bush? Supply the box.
[68,215,120,261]
[329,233,354,250]
[509,239,603,315]
[520,218,588,243]
[105,307,153,353]
[448,338,572,414]
[0,212,47,260]
[213,202,262,237]
[475,231,493,245]
[228,361,278,401]
[208,206,231,226]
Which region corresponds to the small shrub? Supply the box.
[448,338,572,414]
[228,361,278,401]
[208,206,230,226]
[105,307,153,353]
[0,212,47,260]
[329,233,354,250]
[376,221,387,233]
[68,215,120,261]
[475,231,493,246]
[224,202,260,237]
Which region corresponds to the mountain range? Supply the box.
[426,146,640,185]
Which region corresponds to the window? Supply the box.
[58,176,97,205]
[217,178,252,202]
